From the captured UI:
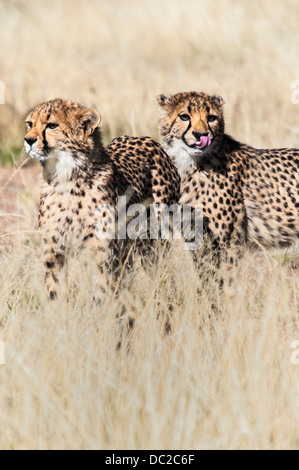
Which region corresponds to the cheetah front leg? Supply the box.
[151,146,181,207]
[43,237,110,304]
[150,148,181,242]
[43,242,65,301]
[220,205,247,266]
[86,239,112,305]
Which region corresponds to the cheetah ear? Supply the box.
[212,95,225,107]
[80,108,101,136]
[156,94,172,107]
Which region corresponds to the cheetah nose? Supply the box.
[25,137,37,147]
[193,131,208,140]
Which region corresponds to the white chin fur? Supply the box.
[24,144,79,182]
[43,150,78,182]
[163,140,204,180]
[24,142,47,162]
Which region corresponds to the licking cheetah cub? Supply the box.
[157,91,299,258]
[24,98,180,301]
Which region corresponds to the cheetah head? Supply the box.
[157,91,225,178]
[24,99,101,177]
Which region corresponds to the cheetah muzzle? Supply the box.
[157,91,299,258]
[24,98,180,302]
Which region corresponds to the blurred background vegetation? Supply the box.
[0,1,299,450]
[1,0,299,165]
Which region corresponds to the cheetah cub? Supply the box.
[157,91,299,256]
[24,98,180,301]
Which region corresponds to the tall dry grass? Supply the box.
[0,212,299,449]
[0,0,298,450]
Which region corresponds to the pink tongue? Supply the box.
[196,136,211,149]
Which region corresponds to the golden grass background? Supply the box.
[0,0,299,450]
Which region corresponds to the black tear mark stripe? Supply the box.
[42,128,50,154]
[182,118,192,145]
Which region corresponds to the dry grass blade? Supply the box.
[0,0,298,451]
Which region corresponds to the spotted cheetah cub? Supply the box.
[24,98,180,301]
[157,91,299,256]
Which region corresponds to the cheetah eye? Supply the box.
[26,121,33,129]
[46,122,59,130]
[208,115,217,123]
[179,113,190,122]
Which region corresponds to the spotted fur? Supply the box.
[157,91,299,257]
[24,98,180,301]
